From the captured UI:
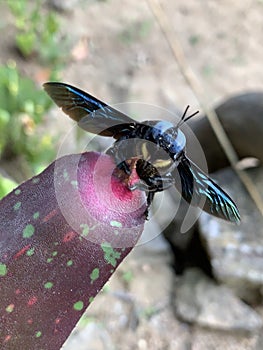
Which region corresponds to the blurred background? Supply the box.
[0,0,263,349]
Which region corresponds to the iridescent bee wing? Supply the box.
[172,155,240,223]
[43,82,136,138]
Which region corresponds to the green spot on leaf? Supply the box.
[89,297,94,303]
[15,189,21,195]
[101,242,121,267]
[44,281,53,289]
[13,201,21,210]
[35,331,42,338]
[52,251,58,257]
[67,260,73,267]
[47,258,53,263]
[71,180,78,189]
[26,247,35,256]
[73,300,84,311]
[6,304,14,313]
[110,220,122,228]
[63,169,69,181]
[22,224,35,238]
[80,223,89,237]
[33,212,39,219]
[90,268,99,282]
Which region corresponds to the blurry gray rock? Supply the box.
[49,0,81,12]
[62,322,114,350]
[254,332,263,350]
[174,268,262,333]
[190,327,259,350]
[199,166,263,304]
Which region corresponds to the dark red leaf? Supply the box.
[0,152,146,349]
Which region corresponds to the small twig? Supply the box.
[147,0,263,217]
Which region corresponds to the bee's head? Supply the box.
[144,120,186,159]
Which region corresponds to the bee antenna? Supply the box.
[181,105,190,121]
[183,109,199,123]
[177,105,199,128]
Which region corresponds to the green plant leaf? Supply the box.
[16,32,36,57]
[0,175,17,199]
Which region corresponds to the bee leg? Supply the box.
[117,160,131,175]
[144,174,174,192]
[144,191,155,219]
[147,191,155,206]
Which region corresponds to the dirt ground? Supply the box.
[1,0,263,349]
[62,0,263,110]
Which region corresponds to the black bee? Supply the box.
[43,82,240,223]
